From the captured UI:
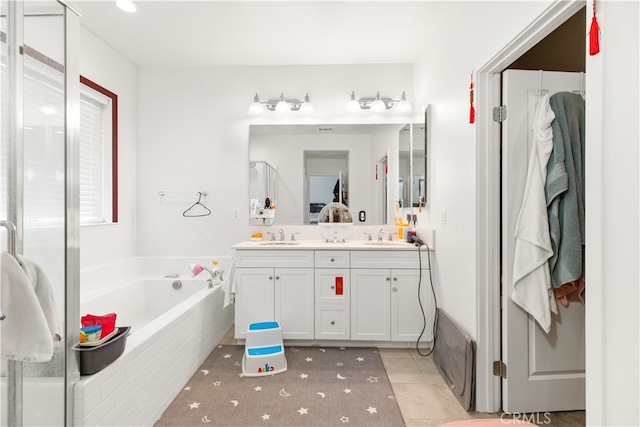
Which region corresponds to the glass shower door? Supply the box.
[1,1,79,425]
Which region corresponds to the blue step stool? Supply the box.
[242,321,287,377]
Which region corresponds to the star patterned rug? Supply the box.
[155,345,405,426]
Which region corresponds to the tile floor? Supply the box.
[219,328,586,427]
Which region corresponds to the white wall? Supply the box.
[136,64,412,257]
[585,2,639,425]
[412,0,553,338]
[79,28,137,269]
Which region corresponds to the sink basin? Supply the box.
[363,241,411,247]
[259,241,301,246]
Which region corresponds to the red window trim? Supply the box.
[80,76,118,223]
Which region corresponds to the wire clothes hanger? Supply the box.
[183,192,211,217]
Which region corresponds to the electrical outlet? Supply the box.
[232,208,240,220]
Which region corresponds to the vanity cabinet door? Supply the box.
[275,268,314,340]
[234,267,275,339]
[350,269,390,341]
[315,304,350,340]
[390,269,433,342]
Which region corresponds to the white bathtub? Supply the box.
[80,277,210,337]
[74,261,234,426]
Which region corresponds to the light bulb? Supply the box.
[371,92,386,113]
[299,93,315,114]
[395,91,413,113]
[247,94,266,115]
[275,93,291,113]
[116,0,138,13]
[346,91,360,112]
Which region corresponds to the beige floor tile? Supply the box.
[404,418,450,426]
[382,357,422,374]
[379,347,415,360]
[387,372,429,384]
[392,382,466,420]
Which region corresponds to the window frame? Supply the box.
[79,75,118,224]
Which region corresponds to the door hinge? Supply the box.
[493,360,507,379]
[493,105,507,122]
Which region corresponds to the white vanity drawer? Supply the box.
[315,304,350,340]
[235,250,314,268]
[350,250,428,269]
[315,269,350,304]
[314,250,350,268]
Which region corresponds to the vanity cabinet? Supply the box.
[233,246,433,345]
[234,250,314,340]
[350,250,432,343]
[314,251,350,340]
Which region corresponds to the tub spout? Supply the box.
[201,267,223,288]
[189,263,223,288]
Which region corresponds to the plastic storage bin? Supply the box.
[73,326,130,375]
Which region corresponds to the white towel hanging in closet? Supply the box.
[511,93,558,333]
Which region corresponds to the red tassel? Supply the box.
[469,73,476,124]
[589,0,600,56]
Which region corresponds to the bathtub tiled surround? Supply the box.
[74,257,234,426]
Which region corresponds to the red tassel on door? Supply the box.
[589,0,600,56]
[469,73,476,124]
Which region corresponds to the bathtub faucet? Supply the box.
[188,263,223,288]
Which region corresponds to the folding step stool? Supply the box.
[242,321,287,377]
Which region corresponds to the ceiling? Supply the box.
[75,0,451,68]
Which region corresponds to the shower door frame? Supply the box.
[2,1,80,425]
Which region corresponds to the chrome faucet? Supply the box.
[279,228,286,241]
[377,228,385,241]
[200,266,223,288]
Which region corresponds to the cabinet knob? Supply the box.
[330,258,335,262]
[386,277,390,281]
[275,276,280,280]
[268,276,273,280]
[393,287,398,292]
[393,277,398,281]
[330,285,335,289]
[330,321,335,325]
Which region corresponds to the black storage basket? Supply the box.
[73,326,131,375]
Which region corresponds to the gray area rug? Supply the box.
[155,345,405,427]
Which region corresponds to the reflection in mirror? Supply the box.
[249,160,277,225]
[412,120,427,208]
[398,125,411,208]
[249,123,423,225]
[305,151,348,223]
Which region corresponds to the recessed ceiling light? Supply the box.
[116,0,138,13]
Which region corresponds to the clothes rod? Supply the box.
[158,191,208,197]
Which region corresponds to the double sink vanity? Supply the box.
[232,231,435,348]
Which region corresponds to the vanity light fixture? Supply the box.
[395,91,413,113]
[116,0,139,13]
[247,93,314,115]
[346,91,360,112]
[346,90,413,113]
[299,93,315,114]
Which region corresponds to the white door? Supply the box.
[390,269,432,342]
[501,69,586,412]
[234,268,275,339]
[351,269,390,340]
[275,268,315,339]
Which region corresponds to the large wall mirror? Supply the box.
[249,121,426,226]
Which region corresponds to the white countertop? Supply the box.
[232,239,429,251]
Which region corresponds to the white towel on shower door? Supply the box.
[223,259,236,308]
[0,252,54,362]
